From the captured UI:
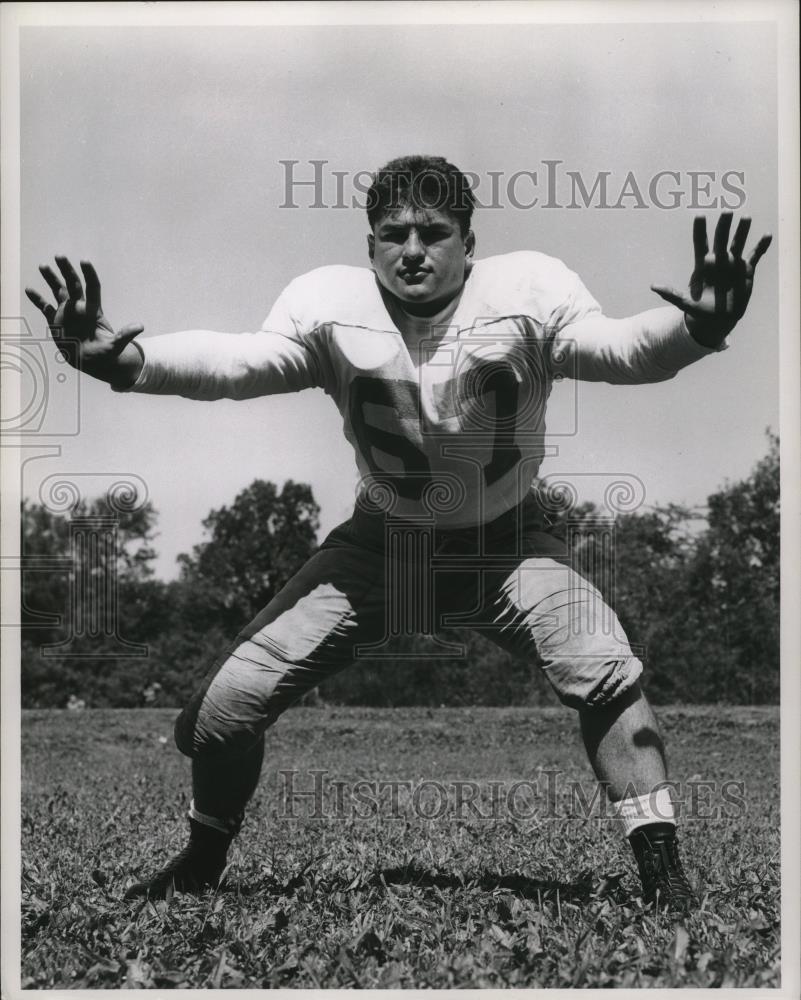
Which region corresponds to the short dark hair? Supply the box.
[366,155,476,236]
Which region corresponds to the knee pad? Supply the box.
[174,695,270,761]
[174,702,200,757]
[548,654,644,710]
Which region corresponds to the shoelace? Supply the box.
[160,843,202,880]
[144,842,223,890]
[661,841,694,897]
[640,838,694,900]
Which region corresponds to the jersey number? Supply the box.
[349,371,522,502]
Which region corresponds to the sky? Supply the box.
[17,20,778,579]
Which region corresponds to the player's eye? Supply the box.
[379,229,408,244]
[419,227,450,242]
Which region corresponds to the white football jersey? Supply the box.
[127,251,713,527]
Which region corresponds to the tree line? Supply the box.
[20,434,779,708]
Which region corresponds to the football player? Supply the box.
[26,155,771,911]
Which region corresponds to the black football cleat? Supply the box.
[629,823,697,912]
[123,819,232,900]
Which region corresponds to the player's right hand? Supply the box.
[25,256,144,387]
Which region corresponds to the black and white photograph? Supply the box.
[1,0,799,993]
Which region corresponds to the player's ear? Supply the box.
[464,229,476,261]
[367,233,375,262]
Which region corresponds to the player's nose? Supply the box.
[402,230,425,262]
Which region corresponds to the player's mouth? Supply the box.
[399,268,431,285]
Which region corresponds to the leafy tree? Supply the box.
[127,479,322,707]
[595,504,704,703]
[319,630,557,708]
[20,444,779,708]
[684,432,780,702]
[21,494,165,707]
[174,479,320,635]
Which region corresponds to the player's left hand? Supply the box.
[650,212,772,349]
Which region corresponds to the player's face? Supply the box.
[368,205,474,315]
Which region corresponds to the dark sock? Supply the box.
[191,736,265,821]
[189,817,234,856]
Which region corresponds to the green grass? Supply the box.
[21,705,779,988]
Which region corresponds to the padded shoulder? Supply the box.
[266,265,388,335]
[465,251,600,328]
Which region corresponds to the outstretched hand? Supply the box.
[651,213,772,349]
[25,256,144,386]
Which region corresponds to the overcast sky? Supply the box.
[19,20,778,578]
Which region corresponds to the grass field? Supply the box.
[20,705,779,989]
